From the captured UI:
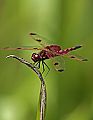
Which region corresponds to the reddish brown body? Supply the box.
[31,44,82,62]
[0,32,87,74]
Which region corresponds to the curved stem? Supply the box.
[6,55,47,120]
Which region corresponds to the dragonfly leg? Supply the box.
[37,61,40,69]
[43,61,50,76]
[42,60,45,74]
[34,61,40,69]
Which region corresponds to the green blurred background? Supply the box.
[0,0,93,120]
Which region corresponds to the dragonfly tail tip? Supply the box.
[74,45,83,50]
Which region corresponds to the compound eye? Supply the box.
[35,54,39,58]
[31,53,40,62]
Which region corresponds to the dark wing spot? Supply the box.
[36,39,42,42]
[54,62,59,65]
[17,48,21,49]
[70,56,75,58]
[29,32,36,35]
[82,58,88,61]
[58,69,64,72]
[33,47,38,50]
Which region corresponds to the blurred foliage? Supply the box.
[0,0,93,120]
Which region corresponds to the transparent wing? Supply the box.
[29,32,48,47]
[66,53,88,62]
[51,56,65,72]
[0,46,43,51]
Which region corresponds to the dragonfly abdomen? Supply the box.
[59,45,82,55]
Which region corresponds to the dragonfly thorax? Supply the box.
[31,50,50,62]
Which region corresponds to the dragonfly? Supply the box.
[0,32,88,75]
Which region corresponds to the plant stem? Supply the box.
[6,55,47,120]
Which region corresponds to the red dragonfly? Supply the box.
[0,33,88,74]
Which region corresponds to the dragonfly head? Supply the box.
[31,53,40,62]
